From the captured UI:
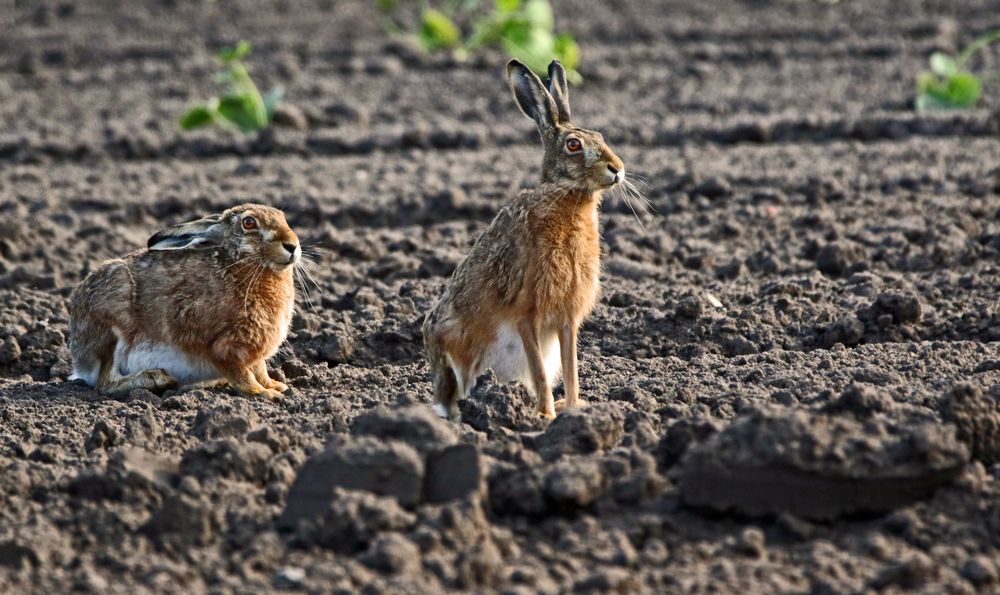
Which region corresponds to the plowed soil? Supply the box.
[2,0,999,593]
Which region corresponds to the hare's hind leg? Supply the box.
[100,366,177,394]
[431,361,461,420]
[69,262,126,387]
[68,319,115,387]
[69,286,175,394]
[96,334,177,394]
[423,316,463,420]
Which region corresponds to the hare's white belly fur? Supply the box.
[449,321,561,397]
[118,341,219,384]
[70,340,218,387]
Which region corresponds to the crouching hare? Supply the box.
[423,60,625,420]
[69,203,300,400]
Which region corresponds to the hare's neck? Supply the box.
[533,188,601,239]
[229,265,294,320]
[540,184,601,214]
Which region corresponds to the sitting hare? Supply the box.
[423,59,625,420]
[69,203,300,400]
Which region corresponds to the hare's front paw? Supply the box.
[259,387,286,401]
[554,398,587,413]
[263,379,288,393]
[537,403,556,419]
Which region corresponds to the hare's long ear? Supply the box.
[545,60,570,123]
[147,214,226,251]
[507,60,559,134]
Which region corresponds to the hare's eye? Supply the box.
[565,138,582,153]
[242,216,258,231]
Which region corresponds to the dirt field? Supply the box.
[2,0,1000,592]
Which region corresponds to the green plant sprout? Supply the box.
[917,28,1000,111]
[420,7,462,51]
[179,41,284,133]
[380,0,581,83]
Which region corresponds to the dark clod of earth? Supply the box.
[2,0,1000,593]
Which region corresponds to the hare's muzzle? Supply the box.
[607,164,624,186]
[602,162,625,188]
[280,241,301,266]
[599,149,625,188]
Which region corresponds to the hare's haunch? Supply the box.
[423,60,625,420]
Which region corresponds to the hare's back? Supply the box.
[70,258,137,319]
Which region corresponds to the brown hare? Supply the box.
[68,204,300,400]
[423,59,625,420]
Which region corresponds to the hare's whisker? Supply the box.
[293,265,322,313]
[624,179,654,213]
[298,263,326,298]
[293,268,317,313]
[298,260,325,282]
[301,254,323,264]
[222,255,262,273]
[301,261,323,277]
[243,260,266,317]
[613,184,645,231]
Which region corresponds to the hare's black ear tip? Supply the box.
[548,60,563,71]
[506,59,525,74]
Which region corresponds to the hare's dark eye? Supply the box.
[565,138,582,153]
[241,216,258,231]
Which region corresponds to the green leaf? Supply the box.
[467,15,504,48]
[376,0,397,11]
[499,16,534,51]
[496,0,520,12]
[178,105,215,130]
[929,52,957,77]
[916,71,936,94]
[217,93,267,132]
[944,72,981,106]
[502,26,554,75]
[263,85,284,118]
[522,0,553,31]
[218,40,251,64]
[419,8,461,51]
[917,71,981,110]
[554,33,579,71]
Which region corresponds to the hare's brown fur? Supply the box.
[423,60,625,419]
[69,204,299,400]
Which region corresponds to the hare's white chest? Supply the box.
[266,297,295,358]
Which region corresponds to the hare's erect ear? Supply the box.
[507,60,559,133]
[147,214,226,251]
[546,60,570,123]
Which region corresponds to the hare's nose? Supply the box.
[282,242,298,254]
[607,163,624,183]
